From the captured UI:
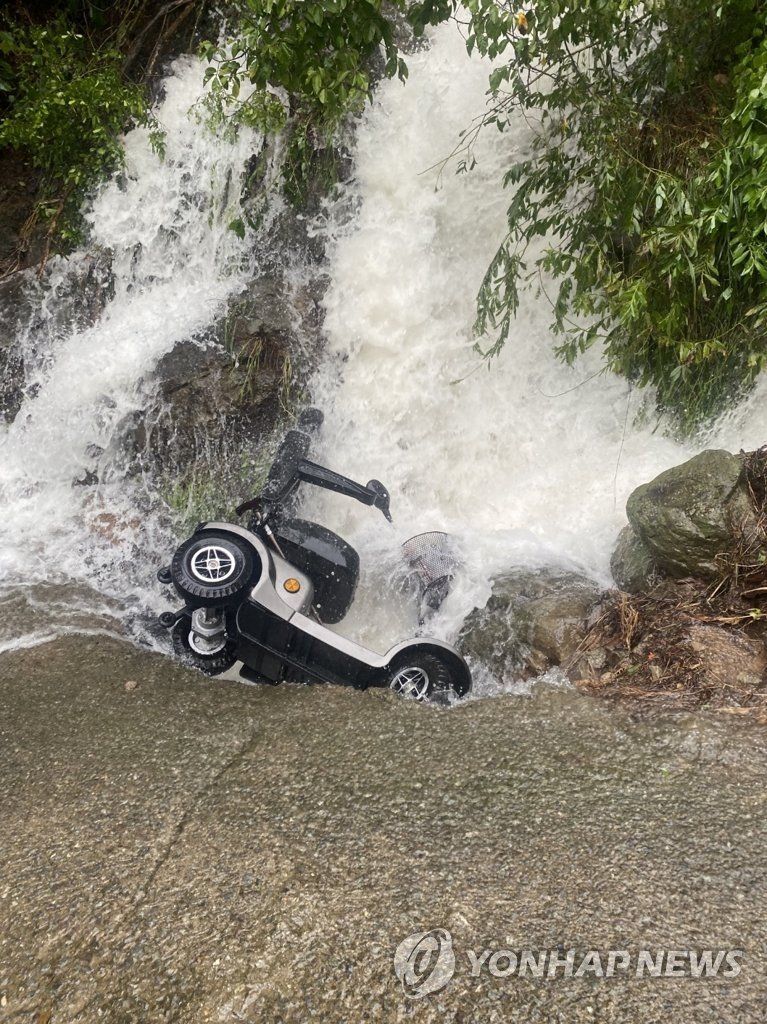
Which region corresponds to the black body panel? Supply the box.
[272,517,360,624]
[236,602,377,688]
[160,413,472,698]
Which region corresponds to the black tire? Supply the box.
[170,531,257,608]
[387,651,465,704]
[171,611,238,677]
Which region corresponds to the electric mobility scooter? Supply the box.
[156,411,472,702]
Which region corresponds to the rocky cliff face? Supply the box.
[0,251,113,423]
[0,124,346,528]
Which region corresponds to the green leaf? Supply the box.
[228,217,246,239]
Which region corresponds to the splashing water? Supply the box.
[0,26,765,673]
[0,57,261,653]
[302,21,763,652]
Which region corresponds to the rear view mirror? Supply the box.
[366,479,392,522]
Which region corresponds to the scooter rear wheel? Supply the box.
[171,611,238,676]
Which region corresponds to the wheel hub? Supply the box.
[188,629,227,656]
[390,665,430,701]
[190,545,237,583]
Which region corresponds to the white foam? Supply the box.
[302,21,747,653]
[0,57,261,647]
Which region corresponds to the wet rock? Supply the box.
[227,259,328,390]
[230,276,294,344]
[686,625,767,697]
[0,338,25,424]
[19,251,113,345]
[97,233,322,486]
[42,250,115,336]
[107,334,286,478]
[625,449,761,580]
[610,524,658,592]
[0,272,33,422]
[459,567,604,679]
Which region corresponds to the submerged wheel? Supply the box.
[171,611,238,677]
[170,531,257,608]
[388,651,466,704]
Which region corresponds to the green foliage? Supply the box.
[0,10,160,245]
[200,0,409,202]
[6,0,763,428]
[0,29,15,95]
[202,0,407,120]
[204,0,767,429]
[450,0,767,429]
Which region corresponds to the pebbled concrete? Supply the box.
[0,635,766,1023]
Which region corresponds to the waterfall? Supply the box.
[1,23,764,667]
[302,21,762,651]
[0,56,261,654]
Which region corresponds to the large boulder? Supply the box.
[610,524,658,593]
[458,567,603,680]
[619,449,761,582]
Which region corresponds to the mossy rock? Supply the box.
[459,567,603,681]
[625,449,761,580]
[610,524,658,593]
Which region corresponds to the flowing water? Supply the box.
[0,56,262,655]
[299,23,767,655]
[0,23,766,671]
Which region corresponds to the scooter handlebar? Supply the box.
[237,418,392,521]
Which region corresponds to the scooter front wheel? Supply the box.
[387,651,462,704]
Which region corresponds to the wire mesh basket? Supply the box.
[401,531,458,613]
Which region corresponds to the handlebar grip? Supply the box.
[263,430,311,497]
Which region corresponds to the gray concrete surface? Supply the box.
[1,635,765,1022]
